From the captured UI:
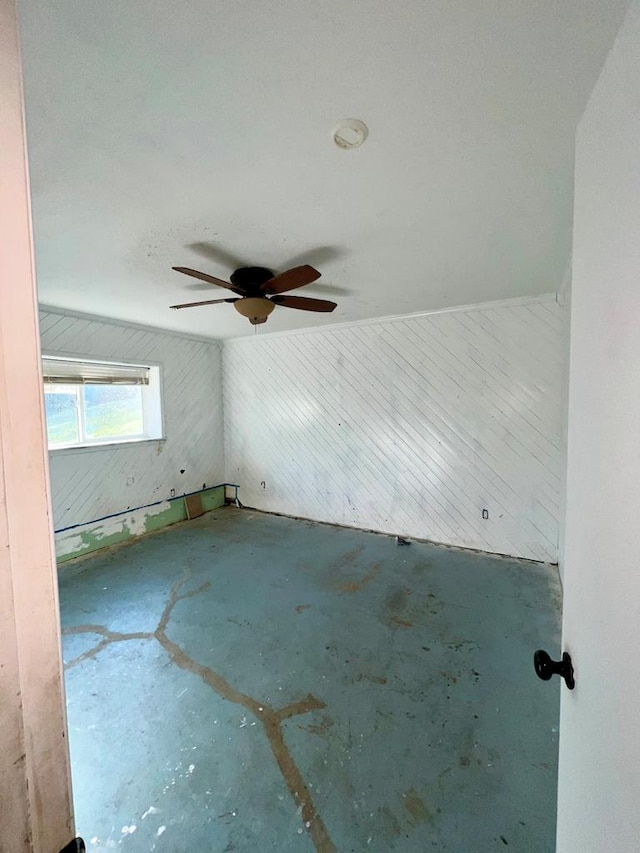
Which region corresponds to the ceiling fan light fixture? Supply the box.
[170,262,336,321]
[234,297,275,323]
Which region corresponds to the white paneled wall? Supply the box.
[223,297,564,562]
[40,309,224,530]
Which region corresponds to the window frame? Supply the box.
[42,352,165,452]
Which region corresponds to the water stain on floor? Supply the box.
[338,563,380,594]
[59,508,562,852]
[403,788,432,825]
[64,570,336,852]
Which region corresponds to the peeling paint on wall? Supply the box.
[55,487,225,562]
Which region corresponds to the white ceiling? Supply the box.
[18,0,628,339]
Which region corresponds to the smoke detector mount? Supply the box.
[333,118,369,150]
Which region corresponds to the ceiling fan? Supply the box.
[170,264,337,325]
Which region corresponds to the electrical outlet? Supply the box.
[482,508,489,520]
[170,488,176,498]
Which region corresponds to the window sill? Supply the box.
[49,437,166,455]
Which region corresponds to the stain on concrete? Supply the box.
[379,805,402,837]
[63,624,152,666]
[389,615,413,628]
[295,604,311,613]
[339,563,380,593]
[447,639,478,652]
[403,788,432,825]
[354,673,387,685]
[60,508,563,851]
[339,546,364,565]
[302,714,335,736]
[63,569,336,853]
[385,586,414,627]
[386,587,411,611]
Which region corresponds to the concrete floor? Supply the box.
[59,508,562,852]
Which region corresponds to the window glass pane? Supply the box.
[44,385,80,446]
[83,384,144,440]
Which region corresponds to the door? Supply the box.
[557,3,640,851]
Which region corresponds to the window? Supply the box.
[42,357,163,449]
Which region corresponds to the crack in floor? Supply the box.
[63,569,336,852]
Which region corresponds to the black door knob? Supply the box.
[534,650,575,690]
[59,839,85,853]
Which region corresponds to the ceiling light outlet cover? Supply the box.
[333,119,369,150]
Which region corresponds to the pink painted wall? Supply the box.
[0,0,74,849]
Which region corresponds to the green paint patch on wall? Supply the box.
[56,486,225,564]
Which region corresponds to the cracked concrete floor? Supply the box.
[59,507,562,852]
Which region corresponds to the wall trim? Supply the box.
[40,293,557,347]
[226,292,558,343]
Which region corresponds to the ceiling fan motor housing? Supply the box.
[229,266,274,294]
[230,267,277,323]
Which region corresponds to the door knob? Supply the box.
[534,650,575,690]
[59,840,85,853]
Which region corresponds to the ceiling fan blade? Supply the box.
[186,241,248,271]
[270,294,337,312]
[170,297,238,310]
[172,266,245,294]
[261,265,321,295]
[278,245,344,271]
